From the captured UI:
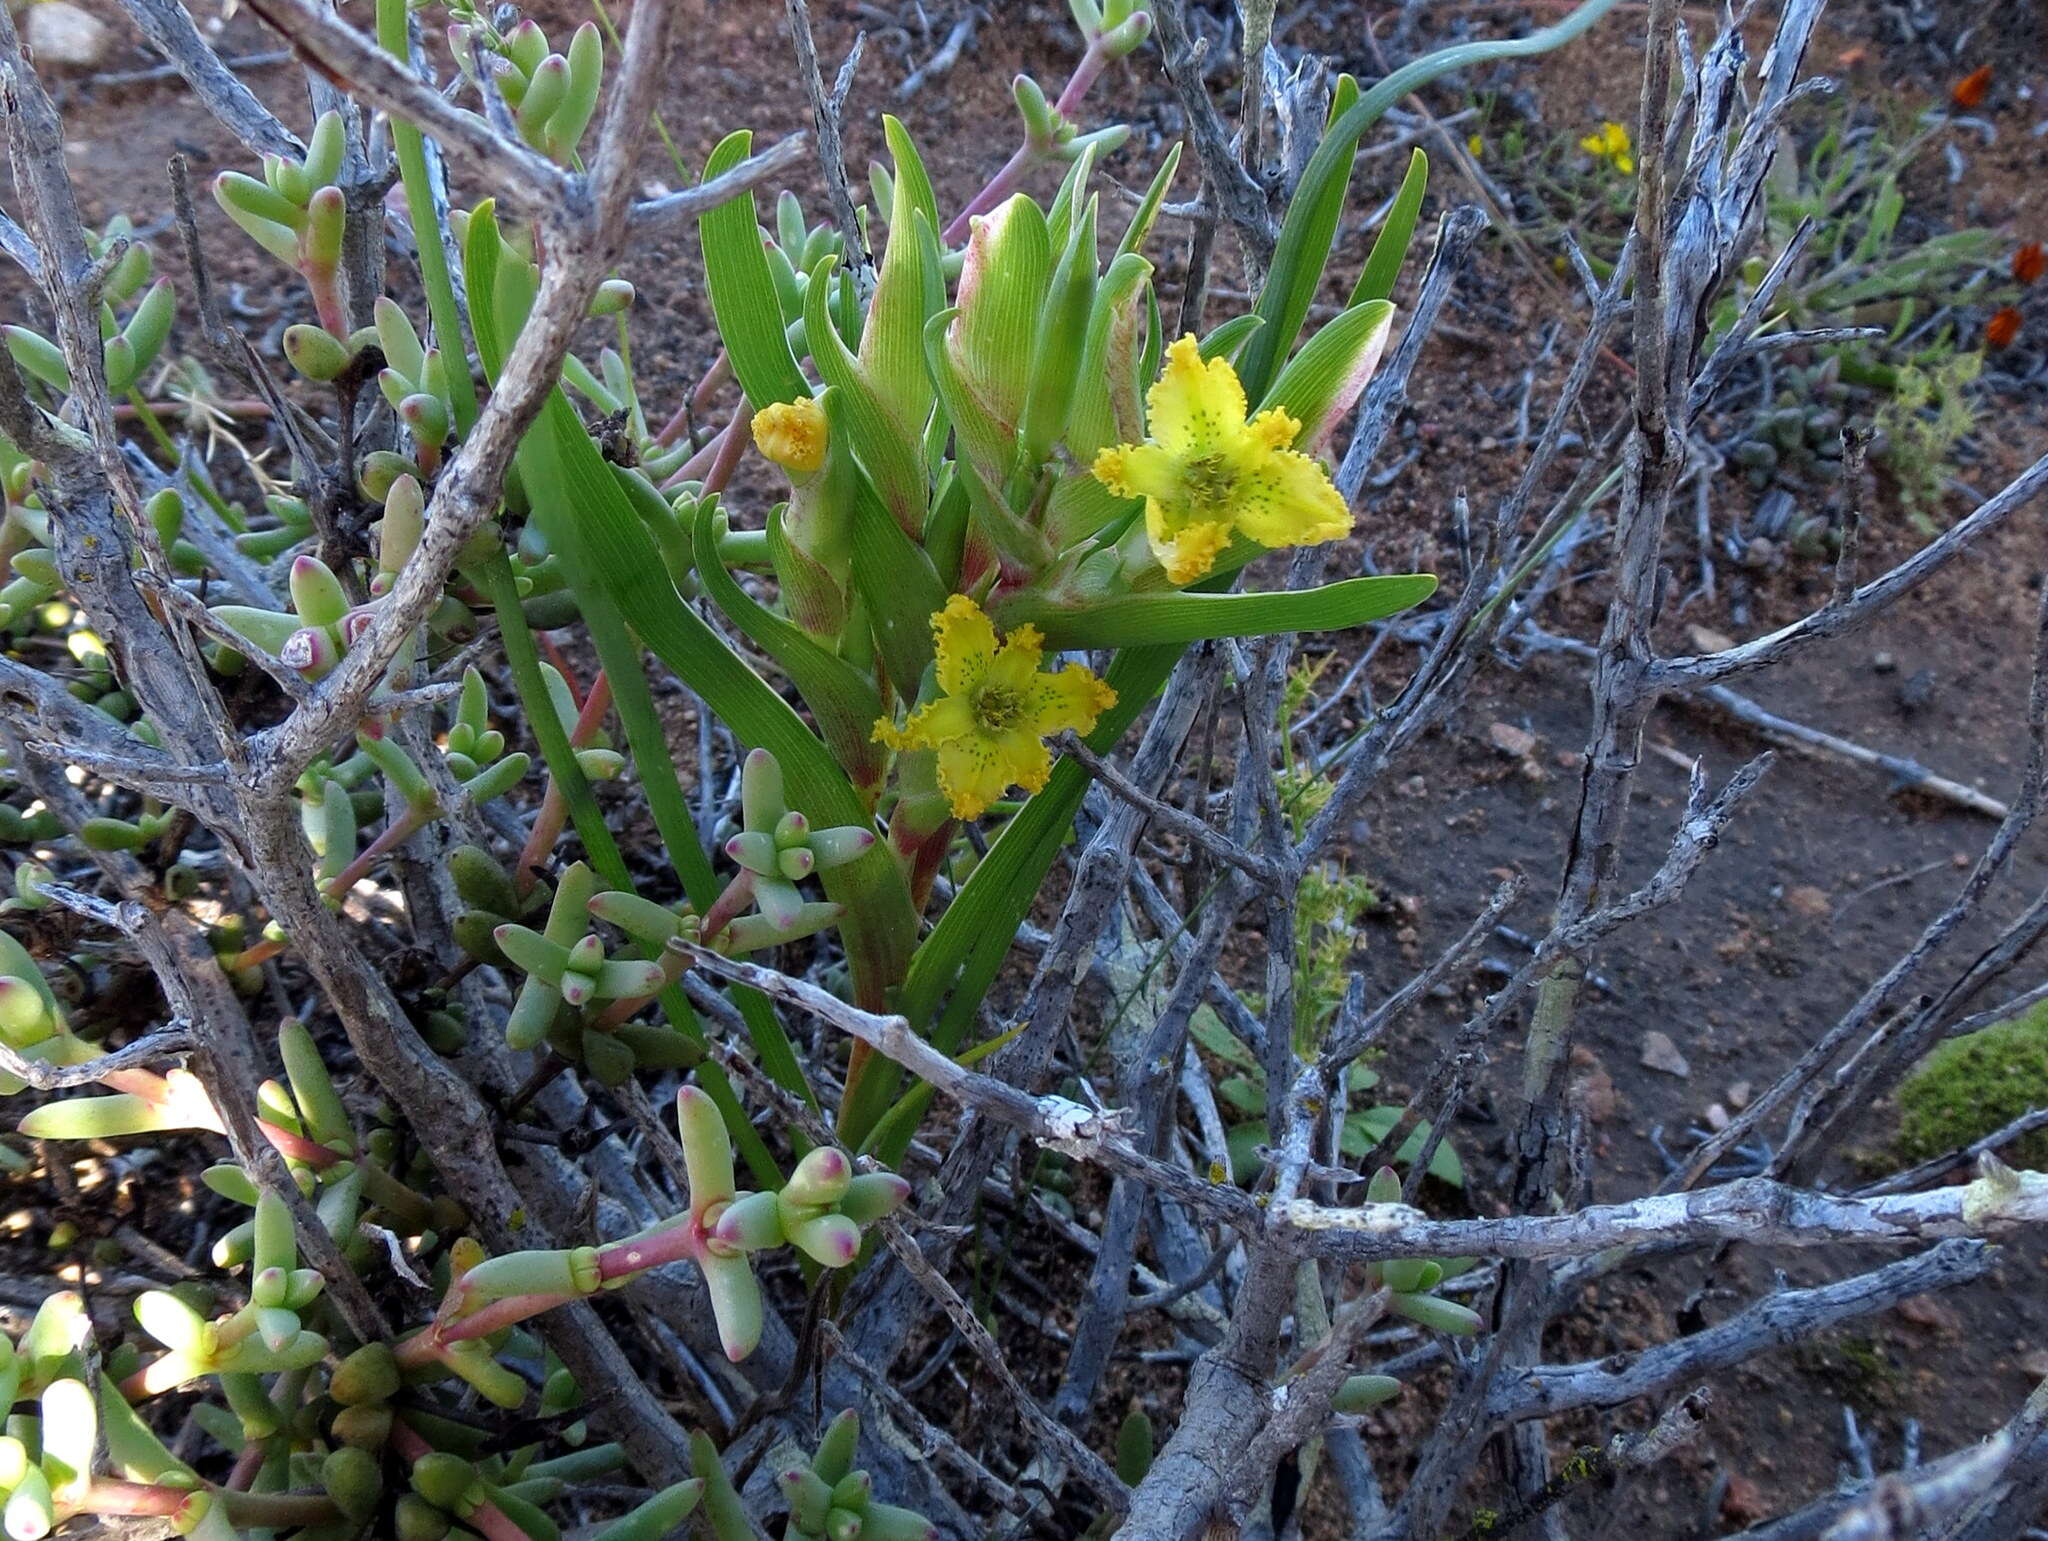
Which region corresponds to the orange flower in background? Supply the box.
[1952,64,1993,110]
[2014,243,2046,286]
[1986,307,2023,349]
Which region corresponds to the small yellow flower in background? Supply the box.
[1091,335,1352,585]
[1467,132,1485,158]
[751,397,828,476]
[873,595,1116,820]
[1579,119,1634,175]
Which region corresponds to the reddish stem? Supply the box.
[227,937,287,972]
[942,38,1117,243]
[695,871,754,946]
[515,669,615,893]
[653,349,733,447]
[699,400,753,496]
[82,1480,192,1518]
[323,805,432,900]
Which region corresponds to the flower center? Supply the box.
[972,683,1025,733]
[1181,454,1238,514]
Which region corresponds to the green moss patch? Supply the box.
[1895,1004,2048,1168]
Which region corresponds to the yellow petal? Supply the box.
[997,728,1055,798]
[934,734,1022,820]
[981,624,1046,693]
[1245,406,1302,452]
[872,693,974,753]
[1146,335,1244,458]
[930,594,998,698]
[1228,445,1352,552]
[1148,512,1232,585]
[1092,442,1179,502]
[1024,662,1117,737]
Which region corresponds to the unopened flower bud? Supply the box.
[751,398,828,477]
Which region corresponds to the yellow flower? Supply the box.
[1578,120,1634,175]
[872,595,1117,820]
[1090,335,1352,585]
[751,397,828,476]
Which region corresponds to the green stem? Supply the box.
[581,590,818,1111]
[377,0,480,436]
[484,550,781,1186]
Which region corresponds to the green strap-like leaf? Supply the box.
[465,200,918,1017]
[699,130,809,410]
[804,254,927,534]
[1351,149,1429,308]
[691,500,887,790]
[997,573,1437,649]
[1263,299,1395,449]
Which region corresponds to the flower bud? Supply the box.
[751,398,829,477]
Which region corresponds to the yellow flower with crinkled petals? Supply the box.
[873,596,1117,820]
[1091,335,1352,585]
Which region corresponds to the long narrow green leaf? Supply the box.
[1350,150,1429,307]
[1264,299,1395,448]
[690,500,887,790]
[465,200,919,1019]
[860,116,942,435]
[997,573,1437,649]
[805,254,926,532]
[699,130,809,409]
[1235,0,1619,404]
[482,556,785,1182]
